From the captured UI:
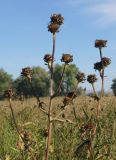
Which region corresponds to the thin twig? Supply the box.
[52,118,74,124]
[52,64,67,98]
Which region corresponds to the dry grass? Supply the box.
[0,96,116,160]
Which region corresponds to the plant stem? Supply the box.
[9,98,24,142]
[29,79,40,104]
[92,83,100,117]
[72,81,79,121]
[45,33,56,160]
[52,64,66,98]
[99,47,104,98]
[91,83,98,97]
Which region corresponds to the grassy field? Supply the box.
[0,96,116,160]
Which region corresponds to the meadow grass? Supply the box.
[0,96,116,160]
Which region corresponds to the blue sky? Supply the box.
[0,0,116,91]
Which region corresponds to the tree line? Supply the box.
[0,64,116,99]
[0,64,85,99]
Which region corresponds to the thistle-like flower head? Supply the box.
[94,62,102,71]
[76,72,86,83]
[21,67,33,80]
[48,13,64,34]
[50,14,64,25]
[63,92,76,106]
[94,57,111,71]
[4,88,14,98]
[48,23,60,33]
[102,57,111,67]
[61,54,73,64]
[87,74,97,84]
[95,39,107,48]
[43,54,53,63]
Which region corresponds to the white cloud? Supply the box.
[66,0,116,26]
[88,1,116,26]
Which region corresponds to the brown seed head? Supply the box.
[50,14,64,25]
[81,123,94,133]
[76,72,86,83]
[95,39,107,48]
[61,54,73,64]
[94,57,111,71]
[21,67,32,79]
[63,92,76,106]
[67,92,77,99]
[48,23,60,33]
[94,62,102,71]
[102,57,111,67]
[4,89,14,98]
[87,74,97,84]
[63,96,72,106]
[43,129,48,138]
[43,54,53,63]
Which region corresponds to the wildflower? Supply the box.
[43,129,48,138]
[87,74,97,84]
[94,57,111,71]
[48,13,64,34]
[95,39,107,48]
[102,57,111,67]
[21,67,33,80]
[76,72,86,83]
[4,89,14,98]
[63,96,72,106]
[94,62,102,71]
[67,92,77,99]
[50,14,64,25]
[80,123,93,133]
[63,92,76,106]
[48,23,60,33]
[43,54,53,64]
[61,54,73,64]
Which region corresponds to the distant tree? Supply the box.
[111,79,116,96]
[0,68,13,98]
[13,66,49,97]
[53,64,80,95]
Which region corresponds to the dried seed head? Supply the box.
[94,57,111,71]
[95,39,107,48]
[63,92,76,106]
[87,74,97,84]
[21,67,33,80]
[102,57,111,67]
[43,129,48,138]
[81,123,93,133]
[91,95,100,101]
[50,14,64,25]
[4,89,14,98]
[76,72,86,83]
[94,62,102,71]
[48,23,60,33]
[61,54,73,64]
[67,92,77,99]
[63,96,72,106]
[43,54,53,63]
